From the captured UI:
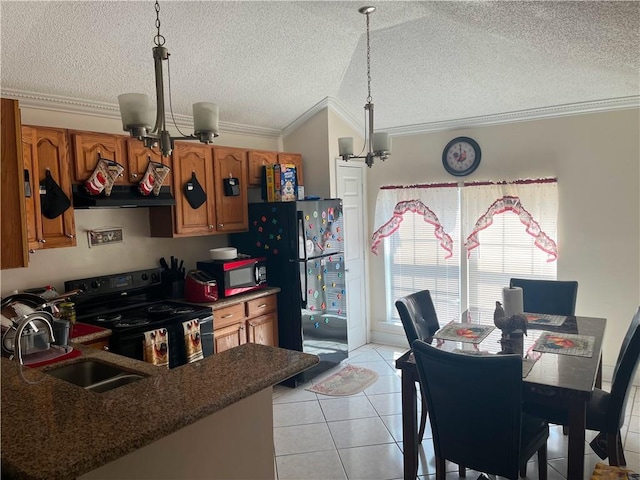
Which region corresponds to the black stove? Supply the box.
[65,268,214,368]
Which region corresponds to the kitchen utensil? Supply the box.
[209,247,237,260]
[160,257,169,270]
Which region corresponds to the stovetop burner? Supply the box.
[113,317,150,328]
[173,306,195,314]
[95,313,122,323]
[147,304,174,314]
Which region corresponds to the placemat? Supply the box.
[525,313,567,327]
[433,322,495,344]
[532,332,596,357]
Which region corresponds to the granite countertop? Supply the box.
[1,341,318,480]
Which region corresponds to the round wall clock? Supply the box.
[442,136,481,176]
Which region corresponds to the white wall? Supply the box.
[366,109,640,372]
[0,106,280,295]
[282,106,364,199]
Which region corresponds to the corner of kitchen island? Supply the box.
[1,342,318,480]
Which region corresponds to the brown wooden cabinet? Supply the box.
[248,150,278,186]
[1,98,29,269]
[213,292,278,354]
[125,139,172,188]
[70,131,127,185]
[213,146,248,232]
[247,150,304,187]
[149,143,249,237]
[22,125,76,250]
[277,152,304,186]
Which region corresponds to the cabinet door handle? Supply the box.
[103,345,110,351]
[221,313,233,319]
[208,225,214,230]
[257,303,267,309]
[38,239,46,244]
[219,223,224,228]
[67,234,75,239]
[131,173,138,179]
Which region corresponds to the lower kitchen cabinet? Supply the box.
[213,292,278,354]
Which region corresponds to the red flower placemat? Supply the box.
[533,332,595,357]
[433,322,495,344]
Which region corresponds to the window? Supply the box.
[375,180,557,324]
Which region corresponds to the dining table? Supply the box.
[395,314,606,480]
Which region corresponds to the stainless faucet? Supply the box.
[12,315,55,365]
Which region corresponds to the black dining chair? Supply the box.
[524,307,640,467]
[395,290,440,443]
[509,278,578,316]
[412,339,549,480]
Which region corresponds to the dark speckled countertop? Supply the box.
[1,340,317,480]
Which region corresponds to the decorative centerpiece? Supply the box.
[494,301,527,356]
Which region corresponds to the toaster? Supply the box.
[184,270,218,303]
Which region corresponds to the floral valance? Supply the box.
[371,184,458,256]
[371,179,558,261]
[462,180,558,261]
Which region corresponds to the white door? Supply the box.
[336,162,368,351]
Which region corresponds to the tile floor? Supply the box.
[272,343,640,480]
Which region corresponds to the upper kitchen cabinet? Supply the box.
[70,131,127,185]
[1,98,28,269]
[125,139,172,188]
[247,150,278,186]
[213,146,248,232]
[150,142,215,237]
[277,153,304,186]
[22,125,76,250]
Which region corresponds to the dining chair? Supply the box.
[524,307,640,466]
[509,278,578,316]
[412,339,549,480]
[395,290,439,443]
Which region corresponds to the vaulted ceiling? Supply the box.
[2,1,638,135]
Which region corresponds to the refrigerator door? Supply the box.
[297,199,344,259]
[300,252,348,375]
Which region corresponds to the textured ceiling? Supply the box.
[1,1,639,133]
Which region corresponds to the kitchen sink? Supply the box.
[45,359,148,392]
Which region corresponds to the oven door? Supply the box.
[110,314,214,369]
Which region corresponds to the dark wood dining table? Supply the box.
[395,315,606,480]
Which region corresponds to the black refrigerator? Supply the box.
[231,199,348,386]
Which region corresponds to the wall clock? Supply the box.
[442,136,481,176]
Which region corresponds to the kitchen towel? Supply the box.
[143,328,169,367]
[503,286,524,317]
[182,319,204,363]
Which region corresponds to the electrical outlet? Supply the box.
[88,228,123,247]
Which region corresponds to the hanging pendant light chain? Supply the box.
[366,12,372,104]
[154,0,165,47]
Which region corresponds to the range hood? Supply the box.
[72,185,176,209]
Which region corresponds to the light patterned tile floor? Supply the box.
[272,343,640,480]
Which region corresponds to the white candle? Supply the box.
[373,132,390,153]
[338,137,354,156]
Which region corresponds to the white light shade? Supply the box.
[338,137,354,156]
[373,132,390,153]
[193,102,219,134]
[118,93,153,129]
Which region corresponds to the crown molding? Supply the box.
[0,89,282,138]
[4,89,638,140]
[282,96,362,138]
[383,96,640,137]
